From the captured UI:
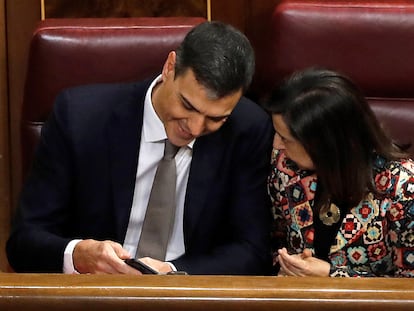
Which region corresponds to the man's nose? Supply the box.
[188,114,206,137]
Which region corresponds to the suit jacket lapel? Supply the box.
[107,82,148,240]
[183,130,227,246]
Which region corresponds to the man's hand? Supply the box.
[73,239,141,275]
[277,247,330,277]
[139,257,173,274]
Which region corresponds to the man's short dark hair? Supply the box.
[175,21,255,99]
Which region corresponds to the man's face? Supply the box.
[152,52,242,147]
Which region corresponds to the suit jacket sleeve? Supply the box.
[6,81,145,272]
[7,89,77,272]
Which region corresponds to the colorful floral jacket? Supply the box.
[268,149,414,277]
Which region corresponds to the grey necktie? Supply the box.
[136,140,179,260]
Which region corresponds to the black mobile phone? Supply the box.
[125,258,159,274]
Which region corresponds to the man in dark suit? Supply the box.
[7,21,273,275]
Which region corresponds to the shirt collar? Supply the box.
[143,75,166,143]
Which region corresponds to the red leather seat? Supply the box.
[21,17,205,178]
[255,0,414,157]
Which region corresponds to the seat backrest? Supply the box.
[256,0,414,157]
[21,17,205,178]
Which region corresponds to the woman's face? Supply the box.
[272,114,315,170]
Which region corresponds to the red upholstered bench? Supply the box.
[21,17,205,178]
[254,0,414,157]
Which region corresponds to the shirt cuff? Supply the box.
[165,261,177,272]
[63,239,82,274]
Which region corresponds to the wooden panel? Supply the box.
[44,0,207,18]
[245,0,281,42]
[210,0,248,32]
[6,0,42,252]
[0,0,10,272]
[244,0,282,100]
[210,0,282,100]
[0,274,414,310]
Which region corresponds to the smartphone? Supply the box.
[125,258,159,274]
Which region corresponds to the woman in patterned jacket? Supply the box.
[264,68,414,277]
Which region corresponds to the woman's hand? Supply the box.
[277,247,330,277]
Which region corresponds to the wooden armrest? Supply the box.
[0,274,413,310]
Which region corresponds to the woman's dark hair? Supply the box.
[263,67,408,208]
[175,21,255,99]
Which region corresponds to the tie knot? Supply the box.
[164,140,179,160]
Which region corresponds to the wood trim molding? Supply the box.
[207,0,211,20]
[0,0,11,273]
[0,274,413,310]
[6,0,42,214]
[41,0,46,20]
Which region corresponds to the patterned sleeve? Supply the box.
[267,149,288,257]
[329,265,376,277]
[330,159,414,278]
[387,160,414,277]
